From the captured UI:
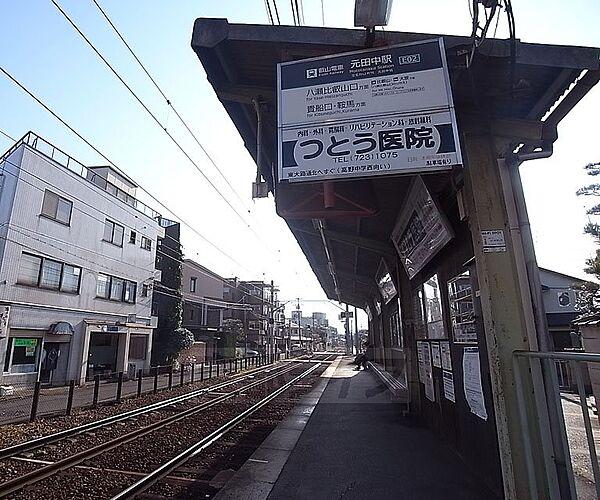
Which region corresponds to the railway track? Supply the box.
[0,353,336,499]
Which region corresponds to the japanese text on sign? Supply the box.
[277,38,462,182]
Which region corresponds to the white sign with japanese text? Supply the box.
[277,39,462,182]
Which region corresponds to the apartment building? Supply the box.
[182,259,225,361]
[0,132,161,387]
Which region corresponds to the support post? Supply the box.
[191,364,195,384]
[30,381,41,422]
[462,119,550,498]
[137,369,143,397]
[180,364,185,387]
[116,372,123,403]
[168,366,173,390]
[92,375,100,407]
[153,367,158,394]
[66,380,75,416]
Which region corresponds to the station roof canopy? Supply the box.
[191,18,600,308]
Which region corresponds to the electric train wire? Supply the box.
[89,0,249,213]
[49,0,256,235]
[0,67,246,271]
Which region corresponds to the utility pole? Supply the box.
[345,303,351,355]
[270,280,274,362]
[354,305,359,353]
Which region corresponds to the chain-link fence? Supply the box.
[0,353,282,424]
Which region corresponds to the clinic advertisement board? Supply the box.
[277,38,462,183]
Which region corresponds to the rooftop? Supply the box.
[1,131,161,221]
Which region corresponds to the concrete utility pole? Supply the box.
[462,117,551,498]
[345,303,351,355]
[269,280,274,361]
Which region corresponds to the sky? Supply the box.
[0,0,598,333]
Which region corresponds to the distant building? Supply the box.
[0,132,161,387]
[151,218,182,365]
[539,267,585,349]
[182,259,226,362]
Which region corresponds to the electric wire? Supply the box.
[290,0,298,26]
[264,0,274,24]
[0,68,247,270]
[90,0,249,213]
[272,0,281,24]
[49,0,255,235]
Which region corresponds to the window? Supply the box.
[189,308,195,320]
[129,231,137,244]
[128,335,147,360]
[190,277,197,293]
[124,281,137,304]
[4,338,40,373]
[140,236,152,251]
[41,190,72,225]
[17,253,42,286]
[97,273,111,299]
[110,278,125,301]
[103,219,124,246]
[61,264,81,293]
[141,284,149,298]
[40,258,62,290]
[97,273,136,304]
[17,253,81,294]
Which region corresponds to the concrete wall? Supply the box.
[0,143,161,385]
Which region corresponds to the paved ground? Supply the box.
[219,358,495,500]
[561,392,600,499]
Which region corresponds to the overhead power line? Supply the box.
[49,0,253,232]
[89,0,249,212]
[0,66,246,271]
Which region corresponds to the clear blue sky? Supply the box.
[1,0,598,330]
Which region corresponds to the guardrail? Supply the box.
[513,350,600,499]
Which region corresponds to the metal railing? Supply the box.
[514,350,600,499]
[1,131,161,220]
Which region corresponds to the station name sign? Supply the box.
[277,38,462,183]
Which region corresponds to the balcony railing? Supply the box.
[1,131,161,220]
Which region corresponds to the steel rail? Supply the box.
[0,362,310,498]
[0,361,295,461]
[111,362,322,500]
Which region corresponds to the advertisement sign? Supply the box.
[0,306,9,337]
[391,176,453,279]
[278,38,462,182]
[376,259,397,304]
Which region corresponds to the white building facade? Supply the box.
[0,132,162,387]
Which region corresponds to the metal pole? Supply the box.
[66,380,75,416]
[30,381,41,422]
[180,364,185,387]
[116,372,123,403]
[137,369,143,397]
[191,364,195,384]
[345,303,351,356]
[168,366,173,390]
[93,375,100,407]
[153,367,158,394]
[354,306,359,354]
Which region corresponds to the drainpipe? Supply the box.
[252,98,263,186]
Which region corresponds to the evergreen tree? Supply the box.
[575,161,600,314]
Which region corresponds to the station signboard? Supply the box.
[277,38,461,183]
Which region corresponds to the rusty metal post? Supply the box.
[30,381,41,422]
[66,380,75,415]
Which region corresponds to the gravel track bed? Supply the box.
[0,362,292,450]
[7,364,326,499]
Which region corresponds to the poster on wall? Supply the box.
[376,259,398,304]
[277,39,462,183]
[0,306,9,337]
[391,176,453,279]
[422,343,435,402]
[448,271,478,343]
[443,370,455,402]
[431,342,441,368]
[463,347,488,420]
[440,341,452,371]
[424,274,446,339]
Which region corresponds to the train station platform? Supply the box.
[216,356,496,500]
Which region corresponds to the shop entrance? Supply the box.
[40,342,61,384]
[87,333,120,379]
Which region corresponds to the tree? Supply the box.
[576,161,600,314]
[221,318,244,358]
